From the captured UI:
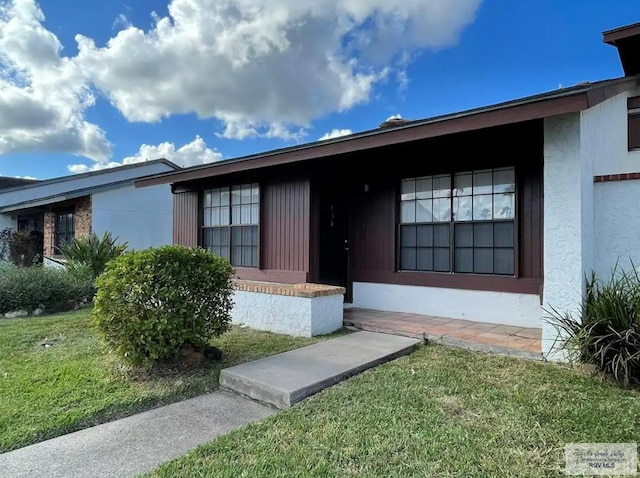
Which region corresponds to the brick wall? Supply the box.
[43,210,55,256]
[43,196,92,256]
[75,196,92,239]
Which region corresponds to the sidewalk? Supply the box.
[0,391,274,478]
[0,330,420,478]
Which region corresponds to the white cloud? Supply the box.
[76,0,480,137]
[319,129,353,140]
[0,0,111,161]
[67,135,222,173]
[0,0,481,163]
[112,13,130,31]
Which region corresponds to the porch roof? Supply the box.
[136,75,640,189]
[0,159,180,213]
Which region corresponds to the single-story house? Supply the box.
[136,22,640,359]
[0,159,180,262]
[0,177,40,190]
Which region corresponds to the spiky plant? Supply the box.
[547,266,640,387]
[61,232,128,278]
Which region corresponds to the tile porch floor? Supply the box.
[344,308,543,360]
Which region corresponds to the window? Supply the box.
[54,209,75,254]
[628,97,640,151]
[399,168,515,276]
[202,183,259,267]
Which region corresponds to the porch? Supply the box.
[344,308,543,361]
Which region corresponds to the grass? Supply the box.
[0,309,332,453]
[149,345,640,478]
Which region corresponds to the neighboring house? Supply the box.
[137,22,640,359]
[0,177,40,190]
[0,160,180,262]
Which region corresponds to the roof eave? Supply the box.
[136,93,591,188]
[0,158,181,195]
[135,75,640,189]
[0,177,140,212]
[603,22,640,45]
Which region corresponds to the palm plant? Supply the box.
[61,232,128,278]
[547,266,640,386]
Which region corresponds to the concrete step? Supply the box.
[220,331,421,409]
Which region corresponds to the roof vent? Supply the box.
[379,115,412,129]
[603,22,640,76]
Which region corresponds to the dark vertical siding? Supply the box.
[262,177,310,272]
[518,159,543,279]
[173,191,199,247]
[348,121,544,294]
[351,167,543,280]
[352,184,396,272]
[308,183,321,282]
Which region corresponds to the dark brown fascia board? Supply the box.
[587,76,640,106]
[603,22,640,45]
[136,96,588,187]
[135,76,638,188]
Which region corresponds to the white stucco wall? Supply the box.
[91,184,173,250]
[581,89,640,279]
[352,282,542,328]
[231,290,343,337]
[543,113,591,359]
[584,88,640,176]
[593,180,640,277]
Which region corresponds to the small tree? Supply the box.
[7,231,42,266]
[93,245,235,366]
[0,228,11,261]
[61,232,128,278]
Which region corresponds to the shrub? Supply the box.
[4,230,43,266]
[93,245,235,366]
[0,265,95,314]
[61,232,128,278]
[0,228,11,261]
[547,267,640,386]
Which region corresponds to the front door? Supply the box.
[318,188,352,302]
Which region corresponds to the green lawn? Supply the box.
[150,345,640,478]
[0,310,330,453]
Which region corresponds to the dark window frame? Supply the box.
[628,96,640,151]
[201,183,260,268]
[54,208,75,254]
[397,168,517,277]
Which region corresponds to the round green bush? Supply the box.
[93,245,235,365]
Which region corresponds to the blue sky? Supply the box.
[0,0,638,179]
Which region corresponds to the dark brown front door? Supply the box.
[318,188,352,302]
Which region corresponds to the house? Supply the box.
[0,160,180,263]
[137,22,640,359]
[0,177,40,190]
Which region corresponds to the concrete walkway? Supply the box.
[0,391,275,478]
[221,331,421,408]
[0,331,420,478]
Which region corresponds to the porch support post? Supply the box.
[542,113,594,361]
